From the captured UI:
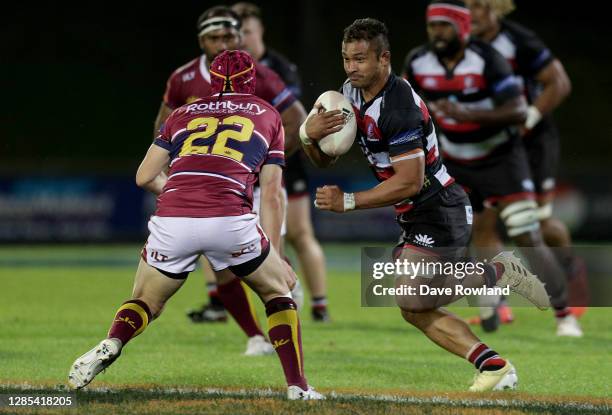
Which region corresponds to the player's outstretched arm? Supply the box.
[136,144,170,195]
[299,105,344,168]
[259,163,284,250]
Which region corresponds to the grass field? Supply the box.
[1,244,610,414]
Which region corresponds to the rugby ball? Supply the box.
[314,91,357,157]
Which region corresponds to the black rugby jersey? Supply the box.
[490,20,556,133]
[342,74,454,214]
[403,40,522,162]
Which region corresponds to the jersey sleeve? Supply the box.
[256,65,297,113]
[483,47,523,104]
[162,71,183,110]
[153,119,173,151]
[513,27,555,78]
[263,117,285,167]
[382,108,425,159]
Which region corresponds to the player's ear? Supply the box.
[198,36,206,51]
[380,50,391,65]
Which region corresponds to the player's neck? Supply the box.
[252,43,266,61]
[362,70,390,102]
[481,20,501,43]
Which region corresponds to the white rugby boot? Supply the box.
[68,338,121,389]
[287,385,325,400]
[556,314,583,337]
[469,361,518,392]
[491,252,550,310]
[244,334,275,356]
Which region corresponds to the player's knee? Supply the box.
[500,200,541,241]
[134,297,164,319]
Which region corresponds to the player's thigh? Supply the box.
[286,195,314,239]
[132,259,187,308]
[243,248,295,302]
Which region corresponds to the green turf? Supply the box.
[0,244,610,413]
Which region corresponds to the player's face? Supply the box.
[427,21,462,58]
[466,0,495,37]
[342,40,388,89]
[199,27,241,62]
[240,17,263,57]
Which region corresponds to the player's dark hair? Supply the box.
[231,2,262,21]
[343,18,390,56]
[197,6,241,31]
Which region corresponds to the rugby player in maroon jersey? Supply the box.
[69,51,323,400]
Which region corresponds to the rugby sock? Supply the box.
[207,283,224,308]
[312,296,328,313]
[483,263,504,287]
[466,342,507,372]
[266,297,308,389]
[554,305,571,318]
[217,277,264,338]
[107,299,152,346]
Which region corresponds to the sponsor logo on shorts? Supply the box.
[232,243,256,258]
[414,234,435,247]
[150,250,169,262]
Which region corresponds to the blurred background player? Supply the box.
[69,50,323,400]
[232,2,330,322]
[302,18,549,392]
[152,5,307,354]
[402,0,581,336]
[465,0,586,334]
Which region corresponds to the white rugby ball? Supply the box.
[314,91,356,157]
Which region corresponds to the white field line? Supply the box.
[2,383,609,412]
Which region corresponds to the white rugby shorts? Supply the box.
[143,214,269,277]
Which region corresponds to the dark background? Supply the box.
[2,0,610,173]
[1,1,611,242]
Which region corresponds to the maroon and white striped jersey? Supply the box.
[154,93,285,218]
[403,40,523,162]
[342,74,454,215]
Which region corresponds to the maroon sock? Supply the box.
[266,297,308,389]
[467,342,507,372]
[107,299,152,346]
[217,277,264,338]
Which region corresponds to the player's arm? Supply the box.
[431,94,527,126]
[315,150,424,212]
[136,144,170,195]
[259,163,284,250]
[526,59,571,129]
[299,104,344,168]
[153,102,173,140]
[280,100,307,157]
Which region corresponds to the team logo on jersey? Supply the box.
[463,76,478,94]
[423,77,438,88]
[182,71,196,82]
[521,179,535,192]
[414,234,435,247]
